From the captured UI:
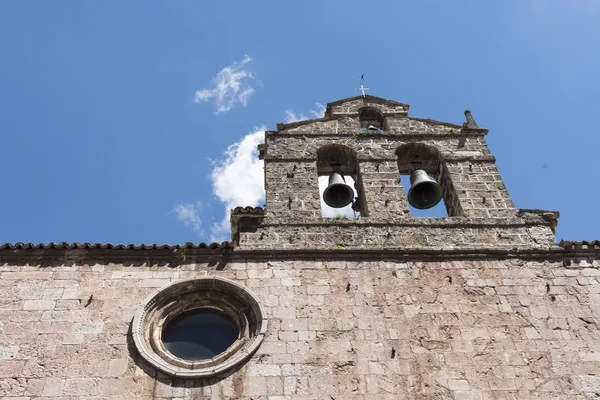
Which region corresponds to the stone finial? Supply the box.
[463,110,479,129]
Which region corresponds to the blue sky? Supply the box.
[0,1,598,244]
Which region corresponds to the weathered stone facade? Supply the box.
[1,95,599,399]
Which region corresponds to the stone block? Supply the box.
[72,321,104,334]
[2,272,53,280]
[23,300,56,311]
[448,379,471,391]
[42,378,65,397]
[244,376,267,396]
[0,344,19,361]
[574,375,600,392]
[524,327,542,339]
[579,352,600,362]
[248,364,281,377]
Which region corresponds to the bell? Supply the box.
[367,124,379,131]
[323,172,355,208]
[407,170,443,209]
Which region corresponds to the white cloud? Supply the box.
[210,127,266,242]
[181,105,342,242]
[311,103,326,118]
[172,203,203,235]
[284,110,305,124]
[194,55,256,114]
[284,102,325,123]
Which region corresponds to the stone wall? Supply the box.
[1,255,599,399]
[237,219,558,251]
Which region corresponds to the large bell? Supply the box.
[323,172,355,208]
[407,170,443,209]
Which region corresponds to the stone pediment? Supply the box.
[276,95,411,132]
[325,95,410,116]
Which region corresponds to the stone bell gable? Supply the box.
[234,96,557,251]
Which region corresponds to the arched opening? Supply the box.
[358,107,385,131]
[317,144,363,218]
[396,143,460,217]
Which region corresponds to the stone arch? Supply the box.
[395,143,462,217]
[395,143,442,172]
[358,107,386,131]
[316,144,362,216]
[317,144,357,175]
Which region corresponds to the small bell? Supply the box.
[323,172,354,208]
[407,170,443,209]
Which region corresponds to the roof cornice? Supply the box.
[1,241,598,265]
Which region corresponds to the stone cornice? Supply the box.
[266,131,488,139]
[262,155,497,163]
[251,218,550,228]
[1,244,598,264]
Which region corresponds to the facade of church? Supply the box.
[1,95,599,399]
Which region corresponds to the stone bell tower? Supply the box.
[232,94,557,251]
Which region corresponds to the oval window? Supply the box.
[162,309,239,360]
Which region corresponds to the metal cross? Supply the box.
[357,74,370,98]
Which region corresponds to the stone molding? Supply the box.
[2,245,599,265]
[132,277,267,378]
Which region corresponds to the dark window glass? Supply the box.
[162,309,239,360]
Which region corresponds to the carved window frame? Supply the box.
[132,277,267,378]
